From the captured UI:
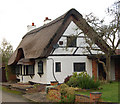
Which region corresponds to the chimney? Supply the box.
[44,17,51,24]
[27,22,36,32]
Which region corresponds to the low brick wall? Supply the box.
[47,85,102,103]
[90,92,102,102]
[75,94,90,102]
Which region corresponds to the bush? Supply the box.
[60,84,75,102]
[67,72,100,89]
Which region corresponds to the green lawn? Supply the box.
[0,86,22,95]
[75,82,120,102]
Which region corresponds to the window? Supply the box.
[24,66,26,75]
[19,65,22,75]
[23,65,34,75]
[55,62,61,72]
[67,36,77,47]
[74,63,85,72]
[38,61,43,74]
[28,65,34,75]
[26,65,28,75]
[15,65,22,75]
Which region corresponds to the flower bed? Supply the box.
[47,83,102,103]
[47,87,61,102]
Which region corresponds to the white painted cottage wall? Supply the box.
[18,59,47,84]
[46,56,92,84]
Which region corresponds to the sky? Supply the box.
[0,0,116,50]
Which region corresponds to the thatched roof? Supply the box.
[8,8,113,65]
[8,8,83,65]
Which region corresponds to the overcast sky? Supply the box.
[0,0,116,50]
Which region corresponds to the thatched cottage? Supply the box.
[8,9,120,84]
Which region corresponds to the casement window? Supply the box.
[74,63,86,72]
[15,65,22,75]
[67,36,77,47]
[28,65,34,75]
[24,65,34,75]
[55,62,61,72]
[38,61,43,74]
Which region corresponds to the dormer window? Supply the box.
[67,36,77,47]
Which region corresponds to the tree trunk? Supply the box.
[97,55,111,82]
[106,54,111,82]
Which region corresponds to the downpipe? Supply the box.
[47,58,58,82]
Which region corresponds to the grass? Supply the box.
[75,81,120,102]
[0,86,22,95]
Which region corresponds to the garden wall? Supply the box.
[47,85,102,103]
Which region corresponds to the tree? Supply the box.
[0,38,13,65]
[75,2,120,82]
[0,38,13,81]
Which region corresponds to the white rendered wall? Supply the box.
[46,56,92,84]
[18,59,47,84]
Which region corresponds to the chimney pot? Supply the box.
[32,22,34,26]
[44,17,51,24]
[45,17,48,20]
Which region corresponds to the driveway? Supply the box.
[0,88,32,103]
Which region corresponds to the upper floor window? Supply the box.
[67,36,77,47]
[55,62,61,72]
[74,62,85,72]
[38,61,43,74]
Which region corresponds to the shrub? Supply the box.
[67,72,100,89]
[60,84,69,96]
[60,84,75,102]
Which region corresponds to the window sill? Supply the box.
[38,73,43,74]
[74,71,86,72]
[22,74,35,76]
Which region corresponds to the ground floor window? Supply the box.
[38,61,43,74]
[15,65,22,75]
[24,65,34,75]
[55,62,61,72]
[74,62,86,72]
